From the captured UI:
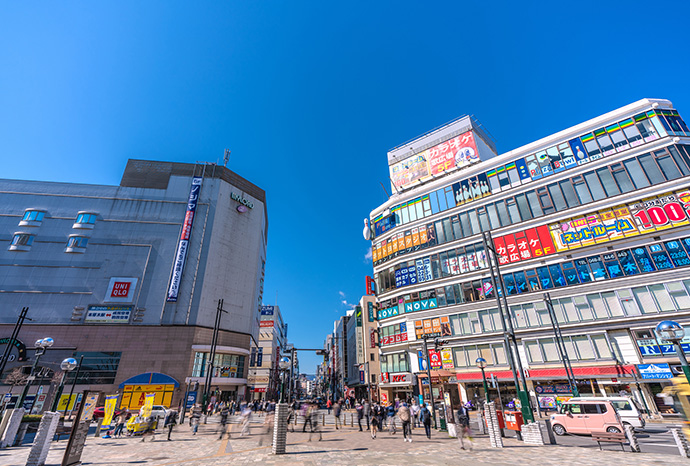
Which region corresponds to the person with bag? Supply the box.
[164,409,178,441]
[355,401,364,431]
[456,404,473,450]
[398,402,412,442]
[386,402,397,434]
[370,402,382,439]
[420,403,432,439]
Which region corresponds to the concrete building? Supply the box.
[367,99,690,416]
[247,305,287,401]
[0,159,267,410]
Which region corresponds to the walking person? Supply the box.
[141,416,157,442]
[113,410,128,438]
[398,402,412,442]
[370,403,382,439]
[363,399,370,430]
[190,404,203,435]
[308,402,322,442]
[387,402,397,434]
[217,404,229,439]
[420,403,432,439]
[301,402,313,432]
[456,404,473,450]
[164,409,178,441]
[356,401,364,431]
[410,402,420,429]
[333,400,342,430]
[327,399,332,414]
[240,404,252,437]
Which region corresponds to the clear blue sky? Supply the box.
[2,2,689,373]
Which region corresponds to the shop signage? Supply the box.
[231,192,254,209]
[389,373,411,384]
[253,388,266,393]
[380,372,390,383]
[167,176,203,302]
[260,306,274,315]
[428,349,442,369]
[260,320,274,327]
[85,305,132,323]
[0,337,27,362]
[185,391,197,409]
[534,384,573,395]
[636,337,690,356]
[104,277,138,303]
[638,363,674,379]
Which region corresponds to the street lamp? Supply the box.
[17,337,54,410]
[50,358,78,412]
[476,357,490,403]
[656,321,690,383]
[278,356,291,403]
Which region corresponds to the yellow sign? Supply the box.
[103,395,118,426]
[121,383,174,410]
[57,393,81,412]
[140,393,155,418]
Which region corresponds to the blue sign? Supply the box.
[638,363,673,379]
[186,391,197,409]
[260,306,274,315]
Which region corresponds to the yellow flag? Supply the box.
[103,395,118,426]
[140,393,155,418]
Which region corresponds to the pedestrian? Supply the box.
[141,416,156,442]
[387,402,396,434]
[410,402,420,429]
[456,404,473,450]
[308,402,322,442]
[363,399,370,430]
[164,409,178,441]
[217,405,229,439]
[190,404,202,435]
[420,403,432,439]
[356,401,364,431]
[113,410,128,438]
[258,404,275,446]
[370,403,382,439]
[398,402,412,442]
[240,404,252,436]
[301,402,313,432]
[327,398,332,414]
[333,400,342,429]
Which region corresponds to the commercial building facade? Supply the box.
[247,305,287,401]
[0,159,268,410]
[368,99,690,415]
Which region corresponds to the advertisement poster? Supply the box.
[452,173,491,207]
[441,349,454,369]
[140,393,155,418]
[167,176,203,302]
[103,395,118,426]
[85,305,132,324]
[428,349,442,369]
[390,154,430,189]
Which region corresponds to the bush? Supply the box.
[21,414,43,423]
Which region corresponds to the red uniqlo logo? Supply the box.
[111,282,131,297]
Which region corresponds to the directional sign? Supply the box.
[637,363,674,379]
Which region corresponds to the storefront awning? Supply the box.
[448,365,636,383]
[118,372,179,389]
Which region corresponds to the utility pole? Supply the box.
[203,299,226,411]
[544,293,579,397]
[0,307,29,381]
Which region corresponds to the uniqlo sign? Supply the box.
[104,277,138,303]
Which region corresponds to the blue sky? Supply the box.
[2,2,689,373]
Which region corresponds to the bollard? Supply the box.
[95,418,104,437]
[624,424,640,453]
[322,413,325,425]
[351,413,353,427]
[671,428,690,458]
[542,419,557,445]
[26,412,60,466]
[484,401,503,448]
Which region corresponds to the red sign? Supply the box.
[253,388,266,392]
[428,349,442,369]
[380,372,390,383]
[260,320,274,327]
[181,211,195,241]
[366,276,376,295]
[494,226,557,264]
[110,281,131,298]
[428,131,479,175]
[370,329,377,348]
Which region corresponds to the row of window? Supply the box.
[372,110,686,238]
[191,352,246,378]
[373,145,690,267]
[19,210,98,227]
[379,352,409,374]
[9,233,90,252]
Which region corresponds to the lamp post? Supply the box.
[656,321,690,384]
[476,357,490,403]
[17,337,54,410]
[50,358,78,412]
[273,356,291,455]
[66,354,84,419]
[278,356,291,403]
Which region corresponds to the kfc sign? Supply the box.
[380,372,390,383]
[104,277,138,303]
[390,373,412,384]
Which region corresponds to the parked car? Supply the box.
[93,407,124,419]
[569,396,645,429]
[150,405,169,419]
[550,399,623,436]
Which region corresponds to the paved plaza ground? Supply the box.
[1,415,689,466]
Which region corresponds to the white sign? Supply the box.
[85,305,132,323]
[104,277,138,303]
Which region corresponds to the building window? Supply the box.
[65,235,89,253]
[192,352,246,378]
[9,233,35,251]
[19,210,45,227]
[73,212,98,229]
[69,352,122,384]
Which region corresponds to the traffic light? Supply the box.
[434,338,449,351]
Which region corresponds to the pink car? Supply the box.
[550,400,623,436]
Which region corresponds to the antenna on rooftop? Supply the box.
[223,149,231,167]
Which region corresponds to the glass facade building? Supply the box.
[368,99,690,414]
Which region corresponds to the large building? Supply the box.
[367,98,690,416]
[0,159,268,410]
[247,305,287,401]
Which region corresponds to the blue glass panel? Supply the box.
[632,247,656,273]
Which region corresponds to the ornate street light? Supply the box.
[278,356,291,403]
[475,357,490,403]
[17,337,54,410]
[656,321,690,383]
[50,358,78,412]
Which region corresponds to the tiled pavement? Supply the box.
[1,418,688,466]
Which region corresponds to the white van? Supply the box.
[569,396,645,429]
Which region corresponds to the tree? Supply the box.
[4,367,27,389]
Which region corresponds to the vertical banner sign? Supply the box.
[140,393,155,418]
[62,391,100,466]
[102,394,118,427]
[167,176,203,302]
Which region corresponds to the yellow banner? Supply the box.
[57,394,81,412]
[140,393,155,418]
[103,395,118,426]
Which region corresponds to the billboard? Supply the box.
[85,305,132,323]
[260,320,274,327]
[104,277,138,303]
[167,176,203,302]
[260,306,274,315]
[389,130,480,189]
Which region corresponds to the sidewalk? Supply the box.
[1,418,689,466]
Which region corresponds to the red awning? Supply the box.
[450,365,636,382]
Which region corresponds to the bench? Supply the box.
[53,421,72,441]
[592,432,627,451]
